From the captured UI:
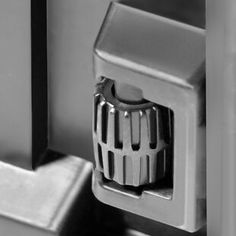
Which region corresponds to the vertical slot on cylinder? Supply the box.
[131,111,140,151]
[94,95,99,132]
[108,151,115,179]
[98,143,103,169]
[149,107,157,149]
[115,111,123,149]
[101,103,108,143]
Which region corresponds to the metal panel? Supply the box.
[47,0,118,162]
[206,0,236,236]
[0,0,32,168]
[0,0,47,169]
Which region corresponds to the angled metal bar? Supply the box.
[207,0,236,235]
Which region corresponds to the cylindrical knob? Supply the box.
[93,79,169,187]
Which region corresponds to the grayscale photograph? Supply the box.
[0,0,233,236]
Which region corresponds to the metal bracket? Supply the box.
[92,3,206,232]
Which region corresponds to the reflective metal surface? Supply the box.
[0,0,33,168]
[47,0,205,164]
[47,0,119,162]
[93,79,169,186]
[93,2,206,232]
[0,0,211,235]
[0,152,93,235]
[207,0,236,236]
[0,0,47,169]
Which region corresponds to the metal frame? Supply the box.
[206,0,236,236]
[1,0,236,235]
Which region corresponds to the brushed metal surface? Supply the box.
[123,211,206,236]
[0,0,32,168]
[47,0,119,162]
[0,153,93,235]
[93,3,206,232]
[0,1,209,235]
[0,0,48,169]
[121,0,205,29]
[47,0,205,164]
[206,0,236,236]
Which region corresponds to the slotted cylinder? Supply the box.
[93,79,170,186]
